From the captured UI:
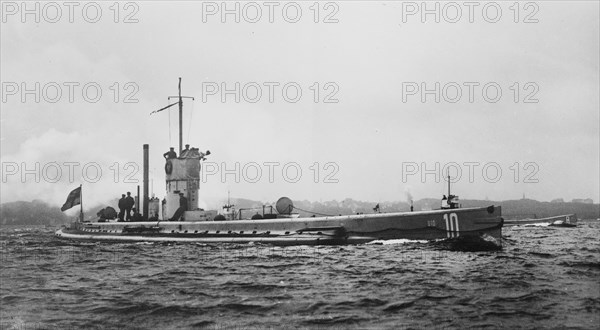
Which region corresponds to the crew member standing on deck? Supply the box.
[117,194,126,221]
[163,147,177,160]
[124,192,135,221]
[169,193,188,221]
[180,144,190,158]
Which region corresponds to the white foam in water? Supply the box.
[367,239,428,245]
[522,223,551,227]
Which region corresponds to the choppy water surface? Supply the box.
[1,221,599,329]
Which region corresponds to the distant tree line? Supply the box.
[0,200,70,225]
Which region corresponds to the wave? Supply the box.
[1,221,599,329]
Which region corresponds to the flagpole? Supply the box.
[79,184,83,222]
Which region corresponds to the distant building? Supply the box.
[551,198,564,203]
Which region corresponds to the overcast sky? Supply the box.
[1,1,598,212]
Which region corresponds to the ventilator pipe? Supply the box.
[143,144,149,220]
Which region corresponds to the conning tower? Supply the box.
[150,78,215,221]
[163,150,207,219]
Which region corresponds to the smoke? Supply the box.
[0,128,140,208]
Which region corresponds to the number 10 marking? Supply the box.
[443,213,459,238]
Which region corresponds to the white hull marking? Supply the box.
[443,213,460,238]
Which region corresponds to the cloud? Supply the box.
[1,129,139,210]
[1,2,598,204]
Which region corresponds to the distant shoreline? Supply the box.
[2,198,598,226]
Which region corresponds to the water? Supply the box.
[1,221,599,329]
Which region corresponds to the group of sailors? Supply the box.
[163,144,210,160]
[117,192,136,221]
[116,193,160,222]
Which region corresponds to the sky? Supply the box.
[1,1,598,213]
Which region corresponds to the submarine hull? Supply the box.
[56,206,503,246]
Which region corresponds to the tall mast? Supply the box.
[167,78,194,154]
[150,78,194,152]
[178,77,183,154]
[447,175,451,197]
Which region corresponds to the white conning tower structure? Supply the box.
[163,151,202,219]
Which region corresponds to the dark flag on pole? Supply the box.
[61,186,81,211]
